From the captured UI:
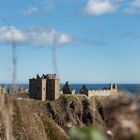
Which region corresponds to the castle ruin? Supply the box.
[62,81,71,94]
[29,74,118,101]
[29,74,60,101]
[80,84,118,97]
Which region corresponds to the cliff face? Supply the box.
[44,95,106,130]
[0,94,106,140]
[0,95,68,140]
[1,94,140,140]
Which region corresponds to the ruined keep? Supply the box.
[80,85,88,96]
[29,74,60,101]
[62,81,71,94]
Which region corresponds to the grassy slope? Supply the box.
[43,95,107,130]
[0,94,108,140]
[0,95,68,140]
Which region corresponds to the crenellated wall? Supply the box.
[88,88,118,98]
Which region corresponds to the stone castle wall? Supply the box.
[29,74,60,101]
[88,89,117,97]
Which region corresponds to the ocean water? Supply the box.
[65,84,140,95]
[1,83,140,96]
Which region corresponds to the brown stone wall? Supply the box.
[46,79,60,100]
[29,74,60,101]
[29,79,46,101]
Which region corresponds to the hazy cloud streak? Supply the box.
[22,5,38,15]
[0,26,73,47]
[83,0,117,16]
[123,0,140,14]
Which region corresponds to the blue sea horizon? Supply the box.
[1,83,140,96]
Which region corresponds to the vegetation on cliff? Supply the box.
[44,95,106,130]
[0,95,68,140]
[1,94,140,140]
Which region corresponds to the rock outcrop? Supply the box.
[45,95,106,130]
[1,93,140,140]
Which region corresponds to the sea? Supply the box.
[1,84,140,96]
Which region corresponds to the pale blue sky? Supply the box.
[0,0,140,83]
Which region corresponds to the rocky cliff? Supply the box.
[0,94,140,140]
[0,95,68,140]
[44,95,106,130]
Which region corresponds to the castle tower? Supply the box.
[110,84,113,91]
[46,74,60,100]
[110,83,117,93]
[80,85,88,96]
[29,75,46,101]
[113,84,117,90]
[62,81,71,94]
[29,74,60,101]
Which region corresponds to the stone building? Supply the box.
[62,81,71,94]
[80,84,118,97]
[29,74,60,101]
[109,83,117,92]
[46,74,60,100]
[80,85,88,96]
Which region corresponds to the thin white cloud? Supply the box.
[22,5,38,15]
[58,34,72,45]
[82,0,140,16]
[130,0,140,8]
[0,26,73,47]
[123,8,140,14]
[123,0,140,15]
[83,0,117,16]
[0,26,27,44]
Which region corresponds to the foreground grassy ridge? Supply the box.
[0,94,108,140]
[0,95,68,140]
[2,94,140,140]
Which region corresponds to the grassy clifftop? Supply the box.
[44,95,106,130]
[0,95,68,140]
[1,94,140,140]
[0,94,107,140]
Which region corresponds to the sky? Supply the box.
[0,0,140,84]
